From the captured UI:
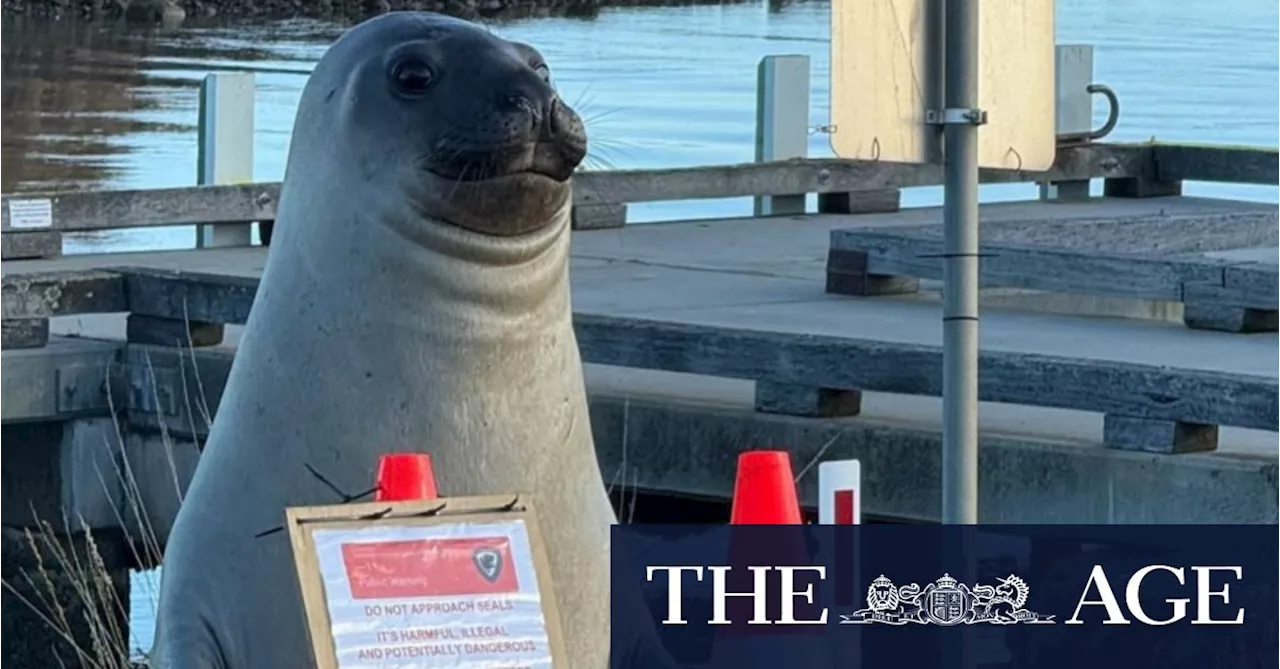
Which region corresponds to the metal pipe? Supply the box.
[941,0,980,525]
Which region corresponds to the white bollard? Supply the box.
[196,72,256,248]
[1040,44,1096,202]
[753,55,810,217]
[818,459,862,525]
[818,459,862,669]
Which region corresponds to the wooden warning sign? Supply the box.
[286,495,568,668]
[829,0,1056,170]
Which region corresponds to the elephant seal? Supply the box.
[152,12,655,669]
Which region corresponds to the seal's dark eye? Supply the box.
[391,59,435,95]
[534,63,551,83]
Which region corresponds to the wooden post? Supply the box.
[571,203,626,230]
[1103,415,1219,454]
[1040,44,1095,202]
[196,72,256,248]
[753,55,809,217]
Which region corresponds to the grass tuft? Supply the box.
[1,328,214,669]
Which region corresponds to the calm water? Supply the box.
[2,0,1278,658]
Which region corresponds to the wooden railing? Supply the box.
[1,142,1275,260]
[0,144,1138,233]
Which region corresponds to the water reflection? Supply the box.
[3,18,157,192]
[0,15,330,193]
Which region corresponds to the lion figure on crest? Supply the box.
[865,575,900,611]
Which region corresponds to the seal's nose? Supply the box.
[500,71,587,179]
[540,98,565,140]
[501,93,543,131]
[498,70,556,135]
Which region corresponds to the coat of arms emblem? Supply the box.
[840,573,1055,626]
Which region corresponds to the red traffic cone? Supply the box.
[729,450,801,525]
[375,453,438,501]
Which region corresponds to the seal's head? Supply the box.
[292,12,587,238]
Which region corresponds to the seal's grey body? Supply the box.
[152,12,624,668]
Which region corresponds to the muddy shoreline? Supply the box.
[2,0,763,23]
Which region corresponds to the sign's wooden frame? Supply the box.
[286,494,569,668]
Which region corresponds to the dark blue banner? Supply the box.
[609,525,1278,669]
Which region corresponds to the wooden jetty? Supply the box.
[4,140,1277,524]
[1,56,1277,666]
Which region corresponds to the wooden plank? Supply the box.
[1,231,62,260]
[1,183,276,233]
[829,229,1238,304]
[754,381,862,418]
[125,314,225,348]
[571,314,1278,432]
[817,189,901,215]
[1182,304,1277,334]
[1226,263,1279,303]
[949,206,1277,254]
[2,318,50,349]
[1103,176,1183,198]
[119,267,258,325]
[1153,144,1280,185]
[0,145,1149,233]
[1103,415,1219,454]
[1,270,127,319]
[571,204,626,230]
[825,248,921,297]
[572,143,1147,206]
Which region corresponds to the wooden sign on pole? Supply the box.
[829,0,1057,170]
[287,495,568,668]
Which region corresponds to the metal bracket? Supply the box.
[925,108,989,126]
[126,365,180,417]
[56,364,115,415]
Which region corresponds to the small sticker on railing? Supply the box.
[6,199,54,229]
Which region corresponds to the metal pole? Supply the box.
[941,0,981,524]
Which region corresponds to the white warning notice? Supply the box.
[6,198,53,229]
[311,519,553,668]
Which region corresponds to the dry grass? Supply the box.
[1,333,214,669]
[607,396,643,524]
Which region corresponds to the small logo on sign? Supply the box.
[473,547,504,583]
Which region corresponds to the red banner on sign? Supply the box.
[341,537,519,600]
